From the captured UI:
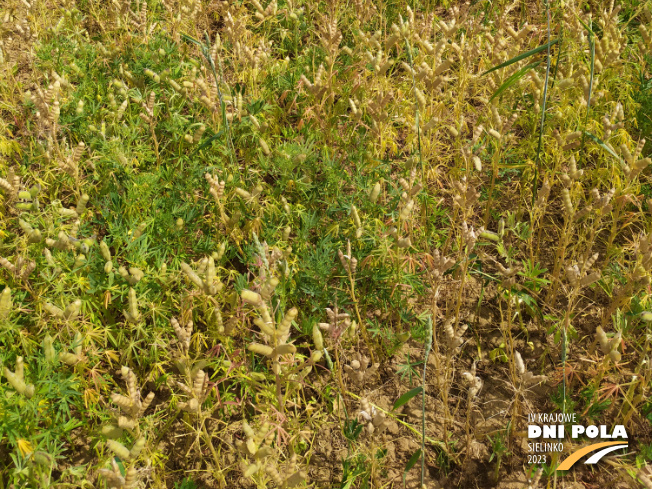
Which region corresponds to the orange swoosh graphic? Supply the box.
[556,441,628,471]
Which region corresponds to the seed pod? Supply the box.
[107,440,131,460]
[235,188,251,199]
[259,138,270,155]
[44,302,64,318]
[104,261,113,273]
[74,254,86,269]
[399,200,414,220]
[59,352,80,365]
[43,334,56,363]
[244,463,259,477]
[125,288,140,322]
[514,351,525,376]
[100,241,112,261]
[283,226,291,240]
[561,188,573,217]
[0,287,11,319]
[312,324,323,350]
[193,124,206,143]
[581,271,600,287]
[480,230,500,242]
[254,317,276,337]
[274,344,297,356]
[369,182,381,203]
[101,424,124,439]
[64,299,82,320]
[241,290,262,306]
[311,350,323,363]
[279,307,298,334]
[129,437,146,459]
[133,222,147,239]
[76,194,89,215]
[180,262,204,289]
[596,326,609,353]
[397,237,411,248]
[351,205,361,228]
[472,155,482,171]
[33,451,53,466]
[248,343,274,357]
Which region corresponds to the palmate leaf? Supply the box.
[481,39,559,76]
[490,61,542,101]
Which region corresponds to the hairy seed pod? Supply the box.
[129,437,146,459]
[248,343,274,357]
[127,288,139,321]
[488,128,501,139]
[254,317,276,337]
[180,262,204,290]
[369,182,381,203]
[107,440,131,460]
[397,237,411,248]
[351,205,361,228]
[399,200,414,220]
[59,352,80,365]
[44,302,64,318]
[279,307,298,334]
[313,324,324,350]
[74,254,86,269]
[43,334,56,363]
[0,287,11,319]
[275,344,297,356]
[133,222,147,239]
[472,155,482,171]
[33,451,53,466]
[64,299,82,320]
[76,194,89,215]
[100,241,112,261]
[514,351,525,376]
[259,138,270,155]
[561,188,573,217]
[241,289,262,306]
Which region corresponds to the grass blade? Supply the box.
[403,449,422,485]
[180,33,202,47]
[532,0,553,207]
[584,131,622,161]
[481,39,558,76]
[393,386,423,411]
[578,16,595,167]
[490,61,542,101]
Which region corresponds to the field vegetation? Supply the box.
[1,0,652,487]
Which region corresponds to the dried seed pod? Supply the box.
[561,188,574,217]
